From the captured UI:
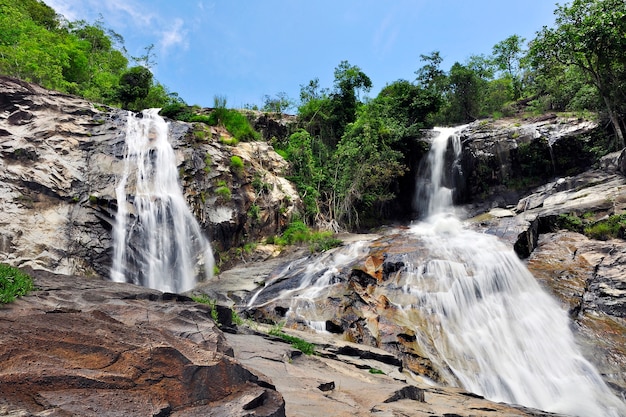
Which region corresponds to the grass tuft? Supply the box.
[0,264,34,304]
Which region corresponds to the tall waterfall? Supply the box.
[409,127,624,416]
[415,126,464,217]
[110,109,214,293]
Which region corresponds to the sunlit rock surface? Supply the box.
[0,269,285,417]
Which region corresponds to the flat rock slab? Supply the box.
[0,269,285,417]
[226,327,566,417]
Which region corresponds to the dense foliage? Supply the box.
[2,0,625,231]
[0,0,180,111]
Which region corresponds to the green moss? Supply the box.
[220,136,239,146]
[215,184,232,201]
[204,153,212,173]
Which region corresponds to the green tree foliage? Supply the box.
[0,0,178,111]
[262,92,295,114]
[492,35,527,100]
[116,66,152,109]
[440,62,485,123]
[285,64,439,228]
[298,61,372,148]
[529,0,626,148]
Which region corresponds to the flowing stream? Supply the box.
[248,126,625,416]
[110,109,213,293]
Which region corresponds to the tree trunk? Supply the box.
[602,95,626,150]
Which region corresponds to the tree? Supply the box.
[117,66,153,110]
[446,62,484,123]
[492,35,527,99]
[328,60,372,146]
[530,0,626,149]
[262,92,295,114]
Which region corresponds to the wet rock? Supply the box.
[527,232,626,397]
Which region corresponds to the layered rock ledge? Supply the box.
[0,270,285,417]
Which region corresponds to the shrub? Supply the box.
[248,203,260,221]
[204,153,212,173]
[557,212,626,240]
[0,264,34,304]
[274,221,343,252]
[215,183,232,201]
[209,109,260,142]
[556,213,584,232]
[220,136,239,146]
[191,294,219,325]
[584,214,626,240]
[230,155,244,176]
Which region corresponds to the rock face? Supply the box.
[0,76,301,278]
[527,232,626,396]
[458,115,607,209]
[0,269,285,417]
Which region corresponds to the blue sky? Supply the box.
[44,0,558,109]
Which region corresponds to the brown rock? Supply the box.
[0,269,285,417]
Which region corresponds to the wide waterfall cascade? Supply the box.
[110,109,214,293]
[408,127,625,416]
[246,127,626,416]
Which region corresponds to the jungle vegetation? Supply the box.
[1,0,624,230]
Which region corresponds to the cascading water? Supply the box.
[415,126,464,217]
[246,126,626,416]
[407,127,625,416]
[110,109,214,293]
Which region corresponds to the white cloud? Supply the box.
[42,0,83,21]
[102,0,155,28]
[159,18,189,54]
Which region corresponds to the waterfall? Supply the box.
[110,109,214,293]
[246,126,625,416]
[415,126,464,218]
[409,127,625,416]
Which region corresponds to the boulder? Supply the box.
[0,269,285,417]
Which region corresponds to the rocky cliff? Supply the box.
[0,76,301,278]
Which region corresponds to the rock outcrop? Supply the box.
[0,76,301,278]
[458,115,607,209]
[0,269,285,417]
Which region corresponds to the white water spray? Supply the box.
[416,126,463,217]
[409,127,625,416]
[246,127,625,416]
[110,109,214,293]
